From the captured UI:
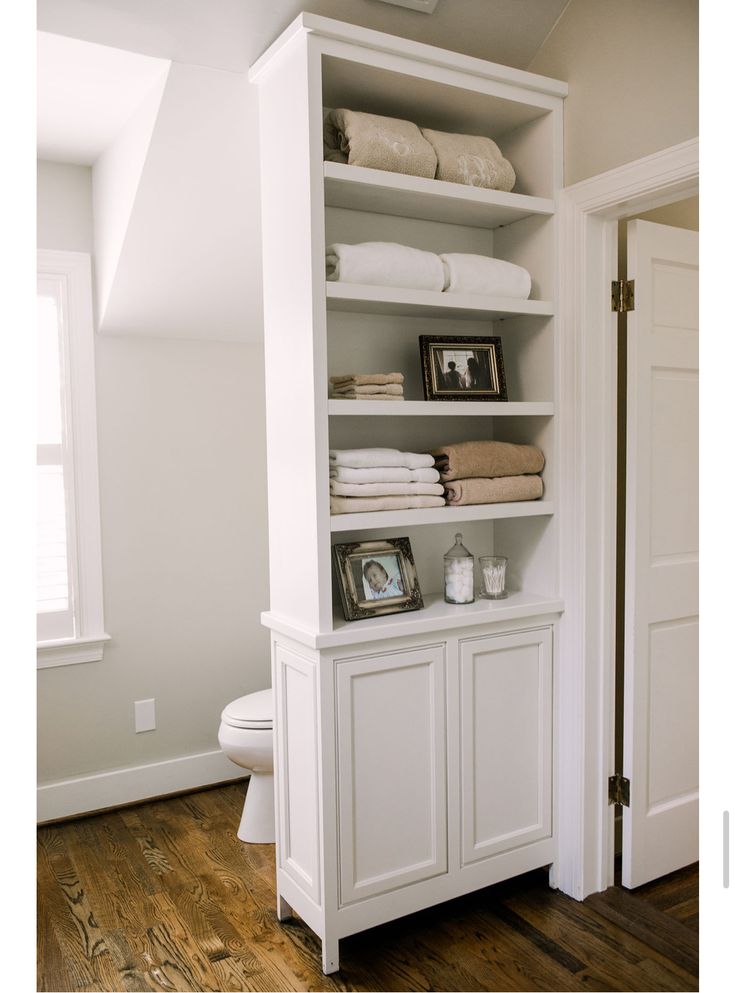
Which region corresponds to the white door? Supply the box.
[622,219,699,888]
[335,644,447,905]
[459,628,552,866]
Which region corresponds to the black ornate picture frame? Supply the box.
[419,334,508,401]
[332,537,424,622]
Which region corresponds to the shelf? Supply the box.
[262,590,564,650]
[326,282,553,319]
[328,400,553,416]
[330,500,554,532]
[324,162,555,230]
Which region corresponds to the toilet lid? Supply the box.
[221,688,273,729]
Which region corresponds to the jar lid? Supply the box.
[444,532,473,558]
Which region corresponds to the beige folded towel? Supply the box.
[330,481,444,497]
[330,465,440,484]
[325,109,437,179]
[420,128,515,192]
[431,441,545,481]
[330,494,446,515]
[332,383,404,395]
[331,393,405,401]
[444,475,543,505]
[331,373,404,386]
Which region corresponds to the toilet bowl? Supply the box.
[218,688,274,843]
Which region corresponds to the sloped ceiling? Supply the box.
[37,0,571,341]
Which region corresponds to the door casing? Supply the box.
[554,139,698,900]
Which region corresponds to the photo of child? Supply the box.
[356,555,405,601]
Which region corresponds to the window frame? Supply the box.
[37,250,109,668]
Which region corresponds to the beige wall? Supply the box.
[37,161,270,783]
[529,0,698,185]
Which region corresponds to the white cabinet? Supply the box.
[335,644,447,904]
[459,628,552,865]
[251,12,567,974]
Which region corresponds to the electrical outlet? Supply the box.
[134,698,156,733]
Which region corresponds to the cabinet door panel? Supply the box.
[336,644,447,905]
[460,628,552,865]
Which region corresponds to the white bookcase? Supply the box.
[250,13,567,973]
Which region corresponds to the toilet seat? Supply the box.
[221,688,273,729]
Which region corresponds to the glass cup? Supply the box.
[479,555,508,600]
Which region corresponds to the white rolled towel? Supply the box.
[329,447,435,470]
[326,242,445,292]
[440,253,532,299]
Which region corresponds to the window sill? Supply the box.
[37,634,111,669]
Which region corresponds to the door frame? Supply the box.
[554,138,699,900]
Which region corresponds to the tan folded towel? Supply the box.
[331,373,404,386]
[331,394,405,401]
[332,383,404,395]
[330,465,440,484]
[431,440,545,482]
[420,128,515,192]
[330,481,444,497]
[324,109,437,179]
[444,475,543,505]
[330,494,446,515]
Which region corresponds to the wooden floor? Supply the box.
[37,782,698,992]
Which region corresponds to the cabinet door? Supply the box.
[336,644,447,905]
[459,628,552,866]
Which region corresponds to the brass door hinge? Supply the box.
[608,773,630,807]
[611,279,635,312]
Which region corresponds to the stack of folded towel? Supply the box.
[326,242,531,299]
[330,448,445,514]
[324,109,515,192]
[330,373,405,401]
[430,440,545,506]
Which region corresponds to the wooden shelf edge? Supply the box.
[262,592,565,650]
[328,400,554,417]
[329,500,554,532]
[324,162,555,228]
[326,282,553,319]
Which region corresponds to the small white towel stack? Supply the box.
[329,448,444,514]
[330,373,405,401]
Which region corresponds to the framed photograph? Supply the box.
[332,537,424,622]
[419,334,507,401]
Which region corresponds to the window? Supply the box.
[37,251,108,667]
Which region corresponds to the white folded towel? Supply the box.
[330,494,446,515]
[332,383,404,395]
[330,481,444,497]
[331,393,405,401]
[329,447,435,470]
[440,253,531,299]
[326,242,445,292]
[330,465,440,484]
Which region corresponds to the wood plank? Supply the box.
[585,886,698,978]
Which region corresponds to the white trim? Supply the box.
[37,250,108,666]
[37,634,111,669]
[556,139,698,900]
[37,748,245,822]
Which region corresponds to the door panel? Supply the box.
[335,644,447,904]
[459,627,552,865]
[623,219,699,888]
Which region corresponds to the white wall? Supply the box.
[37,161,270,796]
[529,0,698,185]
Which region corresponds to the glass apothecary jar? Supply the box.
[444,532,474,604]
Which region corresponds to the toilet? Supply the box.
[218,688,275,843]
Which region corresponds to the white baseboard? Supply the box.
[37,748,246,823]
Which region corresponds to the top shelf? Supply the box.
[324,162,555,230]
